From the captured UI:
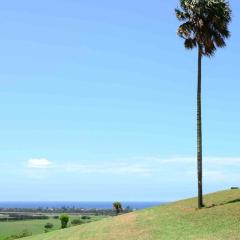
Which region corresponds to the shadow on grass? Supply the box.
[205,198,240,209]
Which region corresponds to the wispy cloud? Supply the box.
[203,170,227,181]
[62,163,152,176]
[26,159,152,176]
[25,155,240,180]
[132,155,196,165]
[204,156,240,166]
[135,155,240,167]
[186,170,227,182]
[27,158,52,169]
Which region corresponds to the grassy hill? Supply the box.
[24,189,240,240]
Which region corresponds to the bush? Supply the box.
[71,218,83,225]
[53,215,59,219]
[60,214,69,229]
[81,215,91,220]
[8,229,32,239]
[44,222,54,229]
[113,202,123,215]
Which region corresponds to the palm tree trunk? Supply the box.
[197,46,203,209]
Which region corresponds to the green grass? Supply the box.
[0,215,105,240]
[23,189,240,240]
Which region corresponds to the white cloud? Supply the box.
[132,156,195,164]
[25,158,151,176]
[136,155,240,167]
[186,170,227,182]
[204,156,240,166]
[159,156,194,164]
[27,158,52,169]
[204,170,226,181]
[24,155,240,180]
[62,163,152,176]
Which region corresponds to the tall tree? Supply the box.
[113,202,123,215]
[175,0,231,208]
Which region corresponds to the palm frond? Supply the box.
[175,9,189,21]
[177,22,193,39]
[184,38,197,49]
[212,31,226,48]
[175,0,231,57]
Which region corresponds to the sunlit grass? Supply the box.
[23,189,240,240]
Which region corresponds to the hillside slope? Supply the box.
[25,189,240,240]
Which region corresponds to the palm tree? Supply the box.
[113,202,123,215]
[175,0,231,208]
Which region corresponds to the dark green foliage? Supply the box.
[113,202,123,215]
[71,219,84,225]
[81,215,91,220]
[176,0,231,56]
[7,229,32,239]
[0,214,49,222]
[60,214,69,229]
[44,222,54,229]
[53,215,59,219]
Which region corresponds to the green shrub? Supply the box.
[113,202,123,215]
[44,222,54,229]
[8,229,32,239]
[81,215,91,220]
[71,218,83,225]
[60,214,69,229]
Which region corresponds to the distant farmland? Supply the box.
[0,214,106,240]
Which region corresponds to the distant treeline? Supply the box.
[0,206,133,215]
[0,213,49,221]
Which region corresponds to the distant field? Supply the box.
[0,215,105,240]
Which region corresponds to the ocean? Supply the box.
[0,201,163,210]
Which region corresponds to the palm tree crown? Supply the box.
[176,0,231,56]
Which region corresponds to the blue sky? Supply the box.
[0,0,240,202]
